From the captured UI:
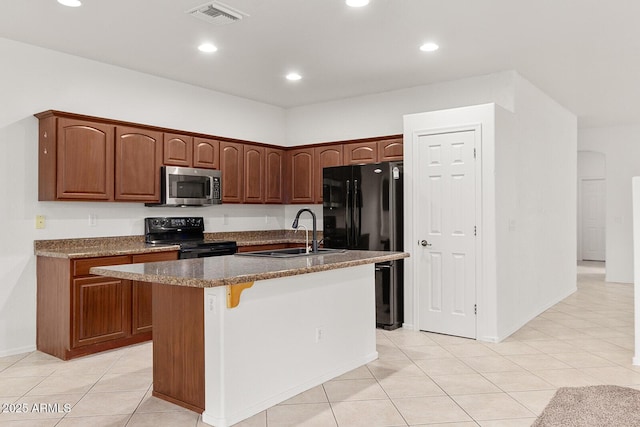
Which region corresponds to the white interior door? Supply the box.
[581,178,605,261]
[416,130,477,339]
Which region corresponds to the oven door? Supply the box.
[161,166,222,206]
[179,246,237,259]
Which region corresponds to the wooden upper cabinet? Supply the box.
[243,145,265,203]
[344,141,378,165]
[220,141,244,203]
[50,118,115,201]
[379,138,403,161]
[115,126,163,202]
[287,148,315,204]
[265,148,284,204]
[314,145,343,203]
[163,133,193,167]
[193,138,220,169]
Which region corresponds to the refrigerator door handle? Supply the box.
[346,180,351,247]
[354,179,360,247]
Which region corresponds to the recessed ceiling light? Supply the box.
[420,42,440,52]
[57,0,82,7]
[286,72,302,81]
[346,0,369,7]
[198,43,218,53]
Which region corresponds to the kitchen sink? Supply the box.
[236,248,346,258]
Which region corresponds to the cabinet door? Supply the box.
[56,118,114,200]
[265,148,284,204]
[115,126,163,202]
[378,137,403,161]
[288,148,315,203]
[343,141,378,165]
[220,141,244,203]
[193,138,220,169]
[131,251,178,335]
[72,276,131,348]
[163,133,193,167]
[243,145,265,203]
[314,145,343,203]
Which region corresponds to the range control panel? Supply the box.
[144,217,205,243]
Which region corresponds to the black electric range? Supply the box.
[144,217,237,259]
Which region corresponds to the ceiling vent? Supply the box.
[186,1,248,26]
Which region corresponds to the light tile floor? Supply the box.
[1,261,636,426]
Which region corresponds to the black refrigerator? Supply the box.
[323,161,403,330]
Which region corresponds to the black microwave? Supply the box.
[146,166,222,207]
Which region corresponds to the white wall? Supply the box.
[0,38,291,356]
[578,125,640,283]
[493,75,577,339]
[285,71,517,146]
[577,151,606,260]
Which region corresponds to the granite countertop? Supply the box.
[89,250,409,288]
[34,230,317,259]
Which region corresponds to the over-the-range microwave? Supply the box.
[146,166,222,207]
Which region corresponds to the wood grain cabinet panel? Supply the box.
[220,141,244,203]
[243,145,265,203]
[37,250,177,360]
[287,148,315,204]
[265,148,284,203]
[131,251,179,335]
[163,133,193,167]
[193,138,220,169]
[378,138,403,161]
[115,126,163,202]
[55,118,115,200]
[314,145,343,203]
[72,275,131,348]
[343,141,378,165]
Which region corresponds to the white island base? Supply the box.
[152,264,377,427]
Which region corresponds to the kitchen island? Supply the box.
[90,250,408,427]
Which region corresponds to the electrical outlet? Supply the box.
[35,215,45,229]
[223,214,229,225]
[88,214,97,227]
[207,295,217,314]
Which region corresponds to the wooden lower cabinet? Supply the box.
[131,251,179,335]
[72,276,131,348]
[37,250,178,360]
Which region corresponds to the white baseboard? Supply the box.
[0,344,36,358]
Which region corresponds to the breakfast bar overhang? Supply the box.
[91,250,408,427]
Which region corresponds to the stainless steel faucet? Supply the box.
[292,208,319,253]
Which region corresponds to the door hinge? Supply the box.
[474,226,477,236]
[474,304,477,315]
[473,148,476,159]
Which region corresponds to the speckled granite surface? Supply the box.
[90,250,408,288]
[34,230,322,259]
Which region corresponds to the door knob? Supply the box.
[420,240,432,247]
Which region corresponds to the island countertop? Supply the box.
[90,250,408,288]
